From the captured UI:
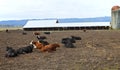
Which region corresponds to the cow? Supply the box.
[40,43,60,52]
[33,32,40,35]
[61,38,76,44]
[44,32,50,35]
[64,42,75,48]
[5,46,18,57]
[71,36,81,40]
[36,35,49,46]
[16,45,34,54]
[39,40,49,46]
[30,40,44,49]
[61,37,76,48]
[37,35,47,41]
[5,29,9,33]
[83,29,86,32]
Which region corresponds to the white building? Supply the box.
[23,20,110,31]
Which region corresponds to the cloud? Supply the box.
[0,0,120,20]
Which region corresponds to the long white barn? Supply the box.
[23,20,110,31]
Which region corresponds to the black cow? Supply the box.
[61,38,76,44]
[37,35,49,46]
[5,47,18,57]
[71,36,81,40]
[6,29,9,33]
[44,32,50,34]
[64,42,75,48]
[39,40,49,46]
[37,35,47,41]
[61,38,76,48]
[83,29,86,32]
[16,45,34,54]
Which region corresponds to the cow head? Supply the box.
[30,40,37,48]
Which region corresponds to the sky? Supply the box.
[0,0,120,20]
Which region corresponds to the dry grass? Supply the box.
[0,30,120,70]
[0,27,22,31]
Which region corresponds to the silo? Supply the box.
[111,6,120,29]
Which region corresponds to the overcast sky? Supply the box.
[0,0,120,20]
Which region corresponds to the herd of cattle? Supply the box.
[5,31,81,58]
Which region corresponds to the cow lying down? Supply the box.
[61,38,76,48]
[41,43,60,52]
[61,36,81,48]
[16,45,34,54]
[5,46,18,57]
[5,45,34,57]
[30,40,60,52]
[36,35,49,46]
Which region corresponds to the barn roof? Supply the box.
[23,20,110,28]
[23,20,56,28]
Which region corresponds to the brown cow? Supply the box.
[40,43,60,52]
[33,32,40,35]
[30,41,60,52]
[30,40,44,49]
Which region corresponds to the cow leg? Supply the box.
[47,49,53,52]
[52,48,56,51]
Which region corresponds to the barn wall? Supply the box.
[23,26,109,31]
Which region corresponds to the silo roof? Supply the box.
[112,5,120,11]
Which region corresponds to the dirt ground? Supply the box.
[0,30,120,70]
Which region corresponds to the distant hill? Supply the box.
[58,16,111,23]
[0,20,28,27]
[0,16,111,27]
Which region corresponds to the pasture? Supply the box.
[0,30,120,70]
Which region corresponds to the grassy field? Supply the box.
[0,30,120,70]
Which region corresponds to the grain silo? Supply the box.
[111,5,120,29]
